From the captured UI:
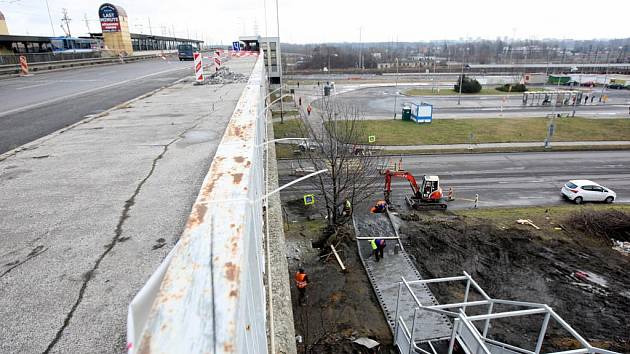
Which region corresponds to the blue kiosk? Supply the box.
[410,102,433,123]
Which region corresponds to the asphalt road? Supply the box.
[314,85,630,119]
[0,57,256,353]
[277,150,630,210]
[0,58,194,154]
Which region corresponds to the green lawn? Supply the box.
[455,204,630,238]
[354,117,630,145]
[271,110,299,118]
[404,87,546,96]
[273,119,306,139]
[274,143,300,159]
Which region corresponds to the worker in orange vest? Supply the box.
[370,200,387,213]
[295,268,309,306]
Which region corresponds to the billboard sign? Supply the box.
[99,4,121,32]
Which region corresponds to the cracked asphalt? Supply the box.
[0,57,256,353]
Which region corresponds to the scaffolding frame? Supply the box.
[394,272,620,354]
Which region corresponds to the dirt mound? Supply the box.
[566,210,630,243]
[400,212,630,353]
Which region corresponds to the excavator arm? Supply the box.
[384,170,421,203]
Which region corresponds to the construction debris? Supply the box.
[612,240,630,255]
[330,244,347,272]
[206,67,248,85]
[516,219,540,229]
[353,337,380,349]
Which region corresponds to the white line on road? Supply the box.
[15,82,52,90]
[0,66,190,118]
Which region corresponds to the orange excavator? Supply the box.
[384,169,448,210]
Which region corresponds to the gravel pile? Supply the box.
[207,67,248,85]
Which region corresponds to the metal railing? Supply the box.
[394,273,621,354]
[0,54,168,76]
[127,56,269,353]
[0,51,102,65]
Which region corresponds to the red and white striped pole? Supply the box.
[19,55,29,76]
[213,51,221,71]
[193,52,204,82]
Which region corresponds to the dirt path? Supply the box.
[282,199,397,354]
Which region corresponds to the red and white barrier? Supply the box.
[213,51,221,70]
[19,55,29,76]
[193,52,204,82]
[229,50,260,57]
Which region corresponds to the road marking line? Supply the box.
[0,66,190,118]
[15,82,52,90]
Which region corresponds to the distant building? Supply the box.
[377,62,392,69]
[239,35,282,84]
[0,10,9,35]
[372,52,382,59]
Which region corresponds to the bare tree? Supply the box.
[298,99,382,228]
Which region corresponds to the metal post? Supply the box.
[448,318,460,354]
[457,48,467,105]
[409,308,419,354]
[275,0,284,124]
[462,278,471,314]
[534,312,551,354]
[482,302,493,337]
[393,58,399,118]
[394,282,403,343]
[45,0,56,36]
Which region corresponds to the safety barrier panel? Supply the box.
[127,56,268,353]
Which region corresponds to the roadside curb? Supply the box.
[0,76,191,162]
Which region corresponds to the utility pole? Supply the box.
[275,0,284,123]
[61,8,71,37]
[148,17,153,35]
[45,0,56,36]
[457,47,468,105]
[393,58,399,118]
[83,13,91,34]
[358,26,363,70]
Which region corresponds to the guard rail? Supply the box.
[0,53,171,77]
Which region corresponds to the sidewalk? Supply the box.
[0,57,256,353]
[377,140,630,151]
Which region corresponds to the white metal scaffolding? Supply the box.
[394,272,621,354]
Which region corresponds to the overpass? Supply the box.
[0,54,296,353]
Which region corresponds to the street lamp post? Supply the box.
[457,47,468,105]
[393,58,399,119]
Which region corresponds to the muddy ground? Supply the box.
[283,198,396,354]
[399,208,630,353]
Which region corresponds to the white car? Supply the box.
[561,180,616,204]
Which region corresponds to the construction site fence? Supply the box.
[127,56,269,353]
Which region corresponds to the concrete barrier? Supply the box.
[128,56,269,353]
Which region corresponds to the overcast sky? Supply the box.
[1,0,629,44]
